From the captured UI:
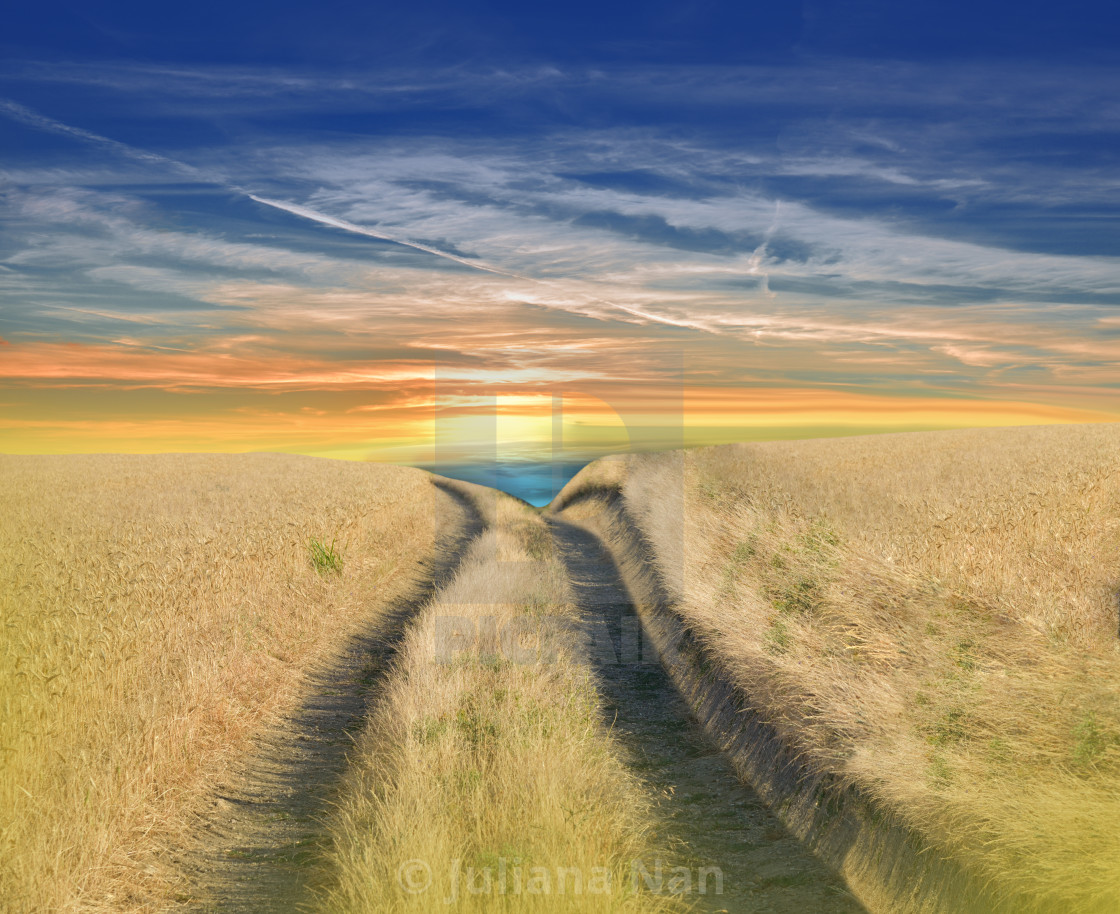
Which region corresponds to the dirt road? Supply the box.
[182,486,864,913]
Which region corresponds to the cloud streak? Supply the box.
[2,60,1119,468]
[247,194,528,279]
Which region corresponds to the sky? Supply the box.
[2,1,1119,503]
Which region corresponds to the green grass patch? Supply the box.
[1072,713,1113,767]
[923,706,972,746]
[928,752,953,787]
[307,537,343,576]
[764,617,791,655]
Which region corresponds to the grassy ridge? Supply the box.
[0,454,442,912]
[319,483,683,914]
[553,425,1120,913]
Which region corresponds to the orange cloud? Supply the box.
[4,293,1120,463]
[0,341,434,390]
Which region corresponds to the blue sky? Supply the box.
[2,1,1119,502]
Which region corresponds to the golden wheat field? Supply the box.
[0,454,442,913]
[556,423,1120,913]
[320,482,681,914]
[7,427,1119,914]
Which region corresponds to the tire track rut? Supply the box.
[550,517,866,914]
[183,480,484,913]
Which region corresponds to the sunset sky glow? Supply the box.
[2,2,1119,501]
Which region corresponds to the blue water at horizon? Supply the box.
[415,460,590,507]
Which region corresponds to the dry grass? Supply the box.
[556,424,1120,913]
[319,483,684,914]
[693,423,1120,645]
[0,454,443,913]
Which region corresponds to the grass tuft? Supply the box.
[308,537,344,576]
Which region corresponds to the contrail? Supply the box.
[251,195,705,335]
[247,194,526,280]
[0,97,717,335]
[0,98,202,178]
[253,194,707,333]
[0,97,519,280]
[245,196,710,334]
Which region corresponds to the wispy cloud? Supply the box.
[248,194,525,278]
[2,59,1118,461]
